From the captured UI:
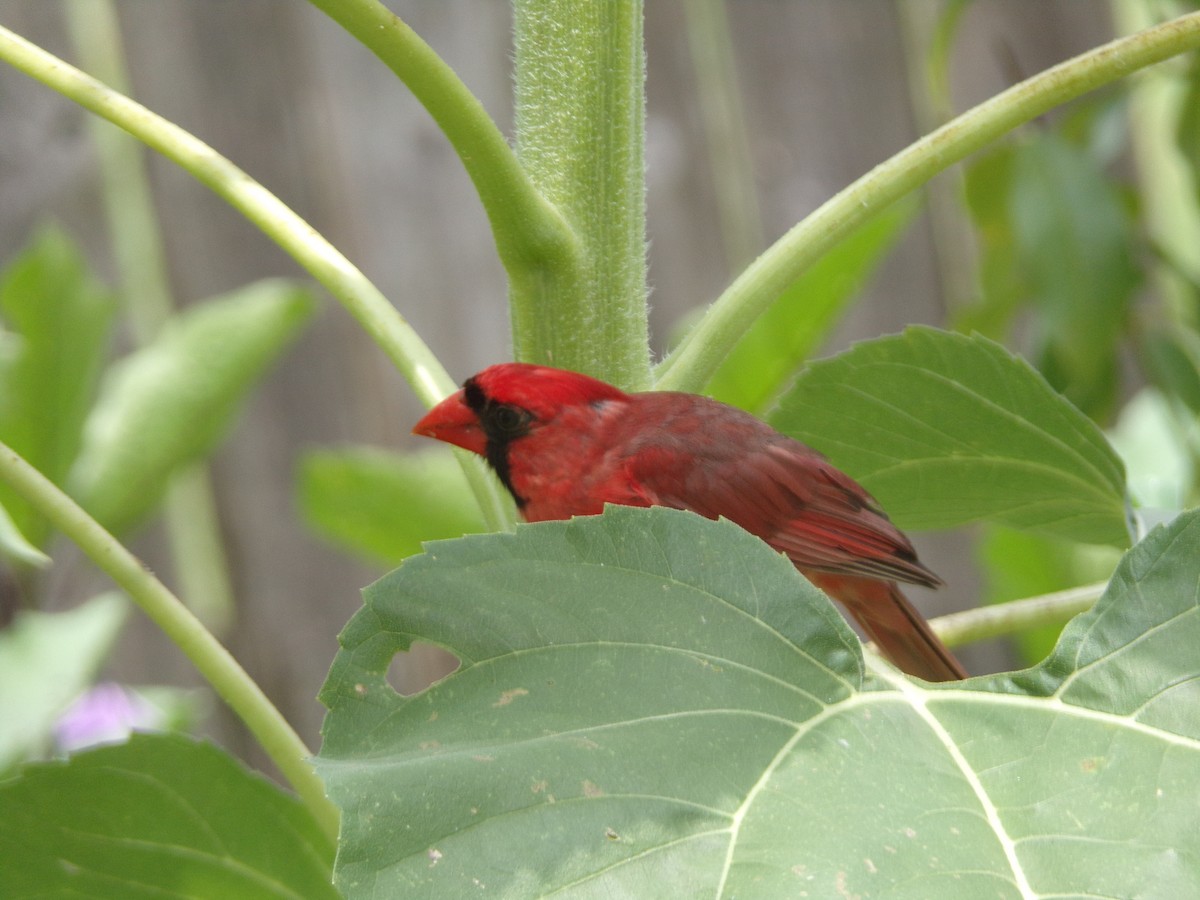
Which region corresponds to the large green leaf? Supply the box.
[0,733,337,898]
[318,507,860,897]
[297,446,487,566]
[70,279,315,535]
[0,227,114,545]
[771,327,1130,546]
[0,594,127,774]
[704,201,915,414]
[317,505,1200,897]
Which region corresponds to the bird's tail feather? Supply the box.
[807,573,967,682]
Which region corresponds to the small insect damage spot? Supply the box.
[492,687,529,708]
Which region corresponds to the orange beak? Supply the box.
[412,389,487,456]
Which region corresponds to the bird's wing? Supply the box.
[623,439,940,589]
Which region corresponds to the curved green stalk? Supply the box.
[0,440,339,842]
[657,12,1200,393]
[0,22,511,532]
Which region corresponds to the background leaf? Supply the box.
[70,279,315,535]
[297,446,487,567]
[1139,325,1200,417]
[956,146,1027,338]
[771,327,1130,546]
[1009,133,1140,420]
[0,499,50,568]
[704,201,915,414]
[317,505,1200,897]
[1107,387,1193,515]
[0,594,127,774]
[0,227,114,546]
[1177,53,1200,203]
[0,733,337,899]
[956,117,1140,424]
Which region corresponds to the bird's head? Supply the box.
[412,362,629,457]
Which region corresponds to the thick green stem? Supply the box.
[513,0,650,386]
[64,0,236,632]
[0,21,511,532]
[0,441,339,842]
[657,11,1200,392]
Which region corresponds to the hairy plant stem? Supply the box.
[0,441,339,842]
[657,11,1200,392]
[512,0,650,385]
[0,21,511,532]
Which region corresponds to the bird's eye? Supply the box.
[489,403,528,435]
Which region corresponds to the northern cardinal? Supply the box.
[413,363,966,681]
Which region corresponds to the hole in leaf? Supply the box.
[387,642,460,696]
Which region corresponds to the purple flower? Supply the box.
[54,682,159,753]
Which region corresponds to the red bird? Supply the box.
[413,363,966,682]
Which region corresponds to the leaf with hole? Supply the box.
[317,505,1199,897]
